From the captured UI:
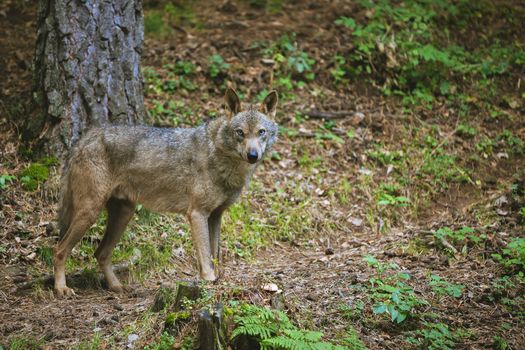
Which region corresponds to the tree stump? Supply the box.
[151,282,228,349]
[196,303,227,350]
[172,280,202,311]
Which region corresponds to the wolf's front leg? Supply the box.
[208,208,224,261]
[188,210,216,281]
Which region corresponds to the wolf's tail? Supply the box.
[57,153,75,240]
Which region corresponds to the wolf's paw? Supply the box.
[55,286,76,298]
[201,271,217,282]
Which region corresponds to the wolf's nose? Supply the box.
[247,150,258,163]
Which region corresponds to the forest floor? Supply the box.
[1,0,525,349]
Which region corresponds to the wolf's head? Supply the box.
[217,88,278,164]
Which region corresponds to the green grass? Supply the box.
[64,207,191,283]
[1,336,44,350]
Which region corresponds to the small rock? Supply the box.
[348,217,363,227]
[496,209,508,216]
[114,303,124,311]
[320,199,331,208]
[127,333,139,349]
[350,112,365,126]
[261,58,276,66]
[358,167,373,176]
[494,195,508,207]
[306,293,318,301]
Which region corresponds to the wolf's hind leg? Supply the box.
[54,204,102,297]
[95,197,135,293]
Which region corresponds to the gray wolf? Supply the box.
[53,88,278,297]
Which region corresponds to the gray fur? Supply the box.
[53,89,278,297]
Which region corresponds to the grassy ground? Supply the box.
[1,0,525,349]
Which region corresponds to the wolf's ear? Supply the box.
[225,88,241,117]
[260,90,278,118]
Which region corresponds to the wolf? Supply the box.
[53,88,278,297]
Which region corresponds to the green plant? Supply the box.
[498,129,524,154]
[492,335,509,350]
[406,322,459,350]
[265,33,316,81]
[364,255,428,323]
[366,146,404,166]
[339,300,365,321]
[456,123,476,138]
[170,60,196,76]
[231,303,349,349]
[208,54,230,78]
[342,326,368,350]
[159,61,197,93]
[492,238,525,272]
[144,332,175,350]
[429,275,464,298]
[334,1,525,108]
[331,54,347,83]
[432,226,485,254]
[0,174,15,189]
[377,192,410,207]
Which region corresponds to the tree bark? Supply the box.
[29,0,146,154]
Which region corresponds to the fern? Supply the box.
[231,303,355,350]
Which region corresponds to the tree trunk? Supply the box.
[28,0,146,154]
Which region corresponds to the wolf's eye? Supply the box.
[258,129,266,136]
[235,129,244,137]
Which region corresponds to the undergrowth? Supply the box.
[230,303,364,350]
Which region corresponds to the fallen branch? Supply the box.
[302,109,355,119]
